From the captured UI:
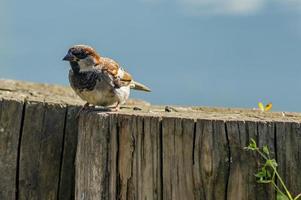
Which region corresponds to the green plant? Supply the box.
[244,139,301,200]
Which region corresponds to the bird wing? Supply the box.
[96,57,151,91]
[99,57,133,87]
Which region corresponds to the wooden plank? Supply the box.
[75,112,110,200]
[18,101,67,200]
[193,119,229,200]
[73,112,301,200]
[226,120,276,200]
[161,117,178,200]
[108,114,162,200]
[4,79,301,200]
[0,98,24,200]
[174,118,194,200]
[161,117,197,200]
[58,105,80,200]
[276,121,301,197]
[226,121,258,200]
[117,114,138,200]
[257,121,276,199]
[137,116,161,200]
[108,114,118,200]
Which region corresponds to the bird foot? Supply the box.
[119,106,142,111]
[107,103,120,112]
[76,103,93,118]
[76,103,123,118]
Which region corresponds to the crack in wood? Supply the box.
[1,92,301,200]
[159,118,163,200]
[15,101,26,200]
[224,121,231,200]
[56,106,69,200]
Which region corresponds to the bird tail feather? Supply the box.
[130,81,151,92]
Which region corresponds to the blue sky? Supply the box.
[1,0,301,111]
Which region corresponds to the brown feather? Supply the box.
[85,47,101,65]
[100,57,119,77]
[99,57,133,87]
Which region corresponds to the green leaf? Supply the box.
[255,171,265,179]
[263,145,270,156]
[294,193,301,200]
[266,169,271,178]
[250,138,257,148]
[266,159,278,168]
[277,192,289,200]
[255,166,273,183]
[246,138,258,151]
[257,179,272,184]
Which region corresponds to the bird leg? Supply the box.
[76,102,91,118]
[109,102,120,112]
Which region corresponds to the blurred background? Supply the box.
[1,0,301,111]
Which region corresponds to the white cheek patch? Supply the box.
[78,59,94,72]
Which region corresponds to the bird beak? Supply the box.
[62,53,75,61]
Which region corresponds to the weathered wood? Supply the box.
[0,80,84,200]
[75,112,110,200]
[108,114,118,200]
[194,119,229,200]
[226,121,252,200]
[276,122,301,197]
[257,121,276,199]
[0,98,24,200]
[58,106,80,200]
[75,114,163,200]
[162,117,196,200]
[226,120,275,200]
[76,112,301,200]
[2,79,301,200]
[18,101,67,200]
[137,116,161,200]
[117,114,138,200]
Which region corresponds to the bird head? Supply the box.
[63,45,101,72]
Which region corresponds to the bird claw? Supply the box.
[119,106,142,111]
[76,102,121,118]
[109,106,120,112]
[76,103,92,118]
[107,103,120,112]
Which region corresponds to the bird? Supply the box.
[62,44,151,111]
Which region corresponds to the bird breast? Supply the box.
[69,70,130,106]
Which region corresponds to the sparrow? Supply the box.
[62,44,151,111]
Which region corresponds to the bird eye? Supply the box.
[73,50,87,59]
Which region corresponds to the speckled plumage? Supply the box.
[68,66,129,106]
[63,45,150,108]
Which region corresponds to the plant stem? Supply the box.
[255,149,293,200]
[294,193,301,200]
[271,182,286,198]
[273,168,293,200]
[255,148,269,161]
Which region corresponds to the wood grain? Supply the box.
[161,117,196,200]
[276,122,301,197]
[75,112,301,200]
[1,80,301,200]
[0,98,24,200]
[18,101,67,200]
[194,119,229,200]
[75,112,110,200]
[58,105,80,200]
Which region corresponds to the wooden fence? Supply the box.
[0,79,301,200]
